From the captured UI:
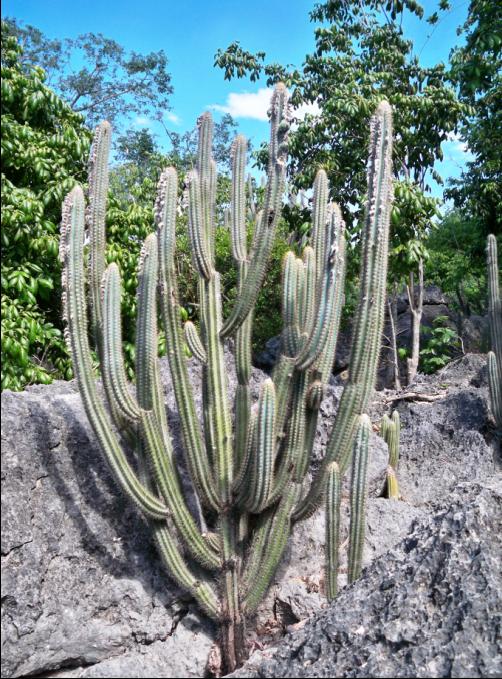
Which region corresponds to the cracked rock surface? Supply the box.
[1,353,499,677]
[230,481,502,678]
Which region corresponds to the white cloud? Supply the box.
[134,116,152,127]
[292,101,321,119]
[164,111,181,125]
[210,88,272,121]
[445,131,470,155]
[210,88,322,123]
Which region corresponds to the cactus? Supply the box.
[61,86,393,673]
[487,235,501,430]
[380,410,400,499]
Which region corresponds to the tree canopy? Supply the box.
[3,17,173,130]
[215,0,468,278]
[1,24,92,390]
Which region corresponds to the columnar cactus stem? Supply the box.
[380,410,400,499]
[62,89,394,673]
[294,100,393,522]
[347,414,371,583]
[487,235,502,429]
[325,462,341,601]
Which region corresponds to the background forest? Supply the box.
[1,0,501,392]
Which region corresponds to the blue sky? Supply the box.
[3,0,472,198]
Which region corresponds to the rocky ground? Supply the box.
[1,353,500,678]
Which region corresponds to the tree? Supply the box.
[215,0,468,383]
[447,0,502,237]
[1,24,92,390]
[3,17,173,130]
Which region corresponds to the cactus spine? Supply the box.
[487,235,502,430]
[62,87,393,673]
[380,410,400,499]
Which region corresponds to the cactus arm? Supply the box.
[86,121,111,353]
[310,169,329,290]
[380,411,400,498]
[325,461,341,601]
[295,207,346,371]
[221,84,289,339]
[152,522,220,620]
[230,135,248,263]
[294,101,393,522]
[245,379,276,513]
[300,246,316,335]
[101,264,141,422]
[202,272,234,505]
[488,351,502,429]
[281,251,301,357]
[229,136,254,473]
[487,235,502,428]
[347,414,371,583]
[140,410,220,569]
[243,481,301,614]
[156,168,220,511]
[487,235,502,366]
[184,321,207,364]
[267,370,307,504]
[187,170,213,280]
[60,187,168,520]
[196,113,216,262]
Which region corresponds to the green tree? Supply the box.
[447,0,502,236]
[1,25,92,390]
[215,0,468,382]
[215,0,465,249]
[3,17,173,130]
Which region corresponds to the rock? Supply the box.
[370,354,498,506]
[1,382,215,678]
[2,350,498,677]
[459,314,489,354]
[229,481,502,678]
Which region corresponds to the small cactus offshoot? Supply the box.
[380,410,401,499]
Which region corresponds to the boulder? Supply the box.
[2,353,498,678]
[230,481,502,678]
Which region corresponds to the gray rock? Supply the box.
[230,481,502,678]
[3,350,498,678]
[1,382,215,678]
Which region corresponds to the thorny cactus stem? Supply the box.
[487,235,502,430]
[380,410,400,499]
[61,87,393,673]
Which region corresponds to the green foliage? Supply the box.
[1,25,91,390]
[419,315,461,374]
[215,0,466,281]
[425,210,500,314]
[447,0,502,235]
[3,17,173,130]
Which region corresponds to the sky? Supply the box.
[3,0,472,199]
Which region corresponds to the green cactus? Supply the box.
[487,235,501,430]
[380,410,401,499]
[61,86,393,673]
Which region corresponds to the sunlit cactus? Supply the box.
[380,410,401,499]
[61,86,393,673]
[487,235,501,430]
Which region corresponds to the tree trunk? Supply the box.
[388,284,401,390]
[406,259,424,385]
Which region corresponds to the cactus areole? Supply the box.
[60,84,394,673]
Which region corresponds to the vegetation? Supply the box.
[60,85,393,672]
[3,17,173,130]
[487,235,501,430]
[1,27,91,391]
